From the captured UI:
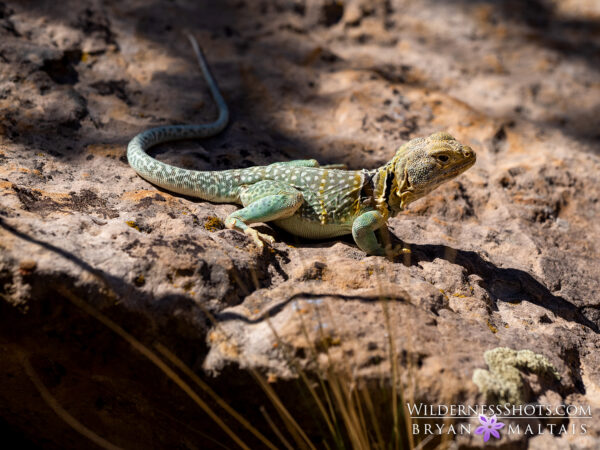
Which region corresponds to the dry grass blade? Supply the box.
[412,434,434,450]
[55,286,250,450]
[350,381,370,447]
[200,293,337,448]
[154,343,278,450]
[380,299,402,450]
[251,370,317,450]
[197,294,331,448]
[20,351,124,450]
[264,314,342,443]
[315,301,382,450]
[326,375,368,450]
[260,405,295,450]
[358,384,385,449]
[151,406,232,449]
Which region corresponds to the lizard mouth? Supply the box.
[459,154,477,171]
[442,155,476,178]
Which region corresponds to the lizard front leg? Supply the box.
[224,180,303,249]
[352,211,410,257]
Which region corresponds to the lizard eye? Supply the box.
[436,154,449,163]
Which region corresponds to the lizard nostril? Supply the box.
[463,146,474,158]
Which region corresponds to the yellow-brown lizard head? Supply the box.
[391,131,476,210]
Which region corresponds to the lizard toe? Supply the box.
[244,228,275,249]
[379,244,411,258]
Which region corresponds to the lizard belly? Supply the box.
[273,216,352,240]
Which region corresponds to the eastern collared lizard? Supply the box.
[127,36,476,256]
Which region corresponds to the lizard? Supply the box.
[127,36,476,256]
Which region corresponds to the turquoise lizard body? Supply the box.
[127,36,476,256]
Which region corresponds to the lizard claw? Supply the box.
[244,228,275,249]
[380,244,411,258]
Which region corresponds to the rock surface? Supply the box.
[1,0,599,448]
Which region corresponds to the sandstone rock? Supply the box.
[1,0,599,448]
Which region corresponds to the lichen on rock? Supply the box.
[473,347,561,405]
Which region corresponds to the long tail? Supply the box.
[126,34,235,200]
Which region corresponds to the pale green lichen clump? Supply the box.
[472,347,561,405]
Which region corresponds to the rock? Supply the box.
[1,0,599,448]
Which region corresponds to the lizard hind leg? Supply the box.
[224,180,304,249]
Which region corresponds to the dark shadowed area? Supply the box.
[1,0,599,448]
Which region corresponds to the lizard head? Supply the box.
[391,132,476,210]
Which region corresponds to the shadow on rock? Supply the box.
[405,242,599,333]
[215,234,599,334]
[0,216,210,359]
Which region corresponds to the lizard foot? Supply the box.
[244,227,276,249]
[378,244,411,258]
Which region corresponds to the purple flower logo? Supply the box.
[475,414,504,442]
